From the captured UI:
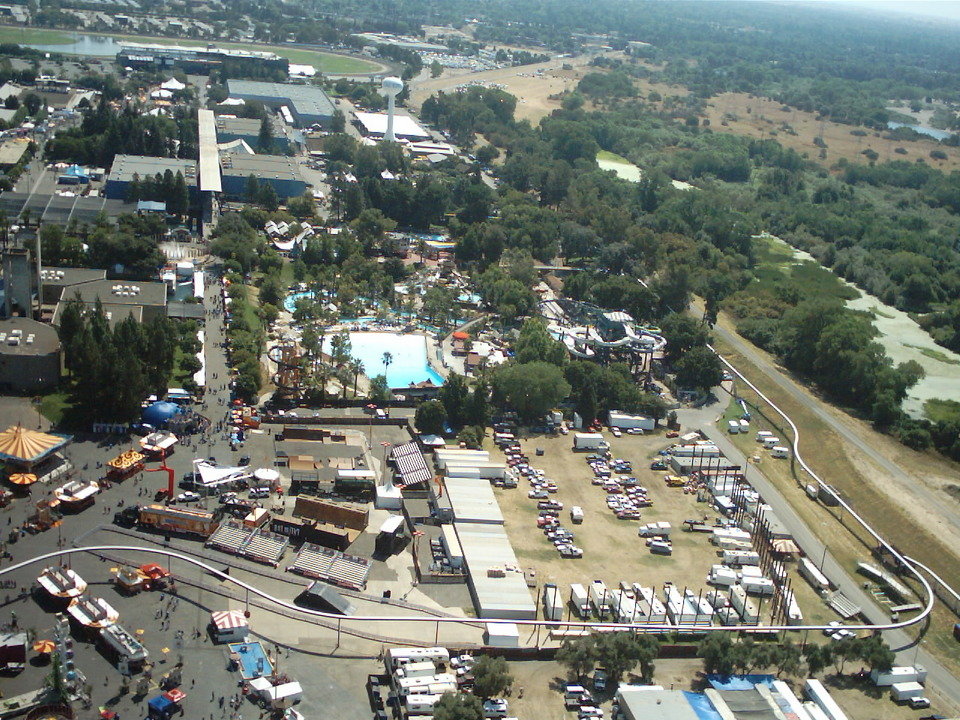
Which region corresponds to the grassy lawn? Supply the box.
[0,26,74,44]
[39,389,72,425]
[0,25,382,73]
[925,398,960,424]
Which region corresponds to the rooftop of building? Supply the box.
[40,266,107,288]
[107,155,197,185]
[219,153,306,182]
[226,80,336,119]
[0,140,29,166]
[0,317,59,356]
[117,41,282,61]
[58,278,167,308]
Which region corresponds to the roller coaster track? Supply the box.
[0,353,949,639]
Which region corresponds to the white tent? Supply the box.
[194,460,251,488]
[150,89,173,100]
[160,78,187,91]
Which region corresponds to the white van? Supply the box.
[727,421,741,434]
[756,430,774,442]
[762,436,780,449]
[771,446,790,458]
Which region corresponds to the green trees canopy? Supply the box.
[673,346,724,392]
[492,362,571,422]
[415,399,448,435]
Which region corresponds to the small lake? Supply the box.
[596,151,643,182]
[23,33,125,57]
[886,121,952,142]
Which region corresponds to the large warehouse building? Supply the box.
[104,155,198,201]
[117,43,289,75]
[0,317,60,393]
[220,154,308,200]
[226,80,337,128]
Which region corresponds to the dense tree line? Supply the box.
[39,214,167,278]
[45,101,198,167]
[57,299,181,422]
[125,170,191,215]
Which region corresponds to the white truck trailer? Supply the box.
[570,583,591,618]
[728,584,759,624]
[799,557,831,592]
[608,412,655,430]
[573,433,607,451]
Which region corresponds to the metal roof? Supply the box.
[442,476,503,524]
[219,154,305,182]
[389,442,432,488]
[226,80,336,122]
[453,521,535,619]
[107,155,197,186]
[197,109,222,193]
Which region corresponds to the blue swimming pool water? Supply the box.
[349,332,445,388]
[229,641,274,679]
[284,290,315,313]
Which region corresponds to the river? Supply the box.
[759,233,960,418]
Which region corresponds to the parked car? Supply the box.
[174,491,201,503]
[483,699,508,719]
[665,430,679,438]
[249,488,271,499]
[650,460,667,470]
[610,427,622,438]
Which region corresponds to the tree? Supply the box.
[368,374,392,404]
[433,692,484,720]
[660,313,710,364]
[465,379,490,427]
[348,358,365,396]
[430,59,443,78]
[557,636,596,680]
[471,656,512,699]
[415,399,448,435]
[673,346,723,392]
[351,208,397,254]
[331,109,346,133]
[859,635,895,674]
[258,115,274,153]
[772,640,803,678]
[804,644,832,677]
[514,318,567,366]
[493,362,571,422]
[698,633,736,675]
[439,373,470,429]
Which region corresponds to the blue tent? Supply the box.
[142,401,180,428]
[147,695,175,719]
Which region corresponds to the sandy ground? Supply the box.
[489,431,832,626]
[703,92,960,171]
[409,54,600,123]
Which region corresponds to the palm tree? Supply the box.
[382,351,393,383]
[349,358,365,396]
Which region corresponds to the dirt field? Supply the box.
[488,430,831,627]
[703,92,960,172]
[409,54,599,123]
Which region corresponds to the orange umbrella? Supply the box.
[33,639,56,653]
[452,331,469,340]
[8,473,38,485]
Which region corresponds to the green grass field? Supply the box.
[0,26,381,73]
[924,398,960,424]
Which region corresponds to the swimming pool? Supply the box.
[228,641,273,679]
[349,332,445,388]
[284,290,315,313]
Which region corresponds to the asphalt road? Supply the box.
[677,393,960,712]
[693,299,960,539]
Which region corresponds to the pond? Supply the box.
[25,33,124,56]
[886,121,952,142]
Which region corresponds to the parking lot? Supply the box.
[491,429,836,627]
